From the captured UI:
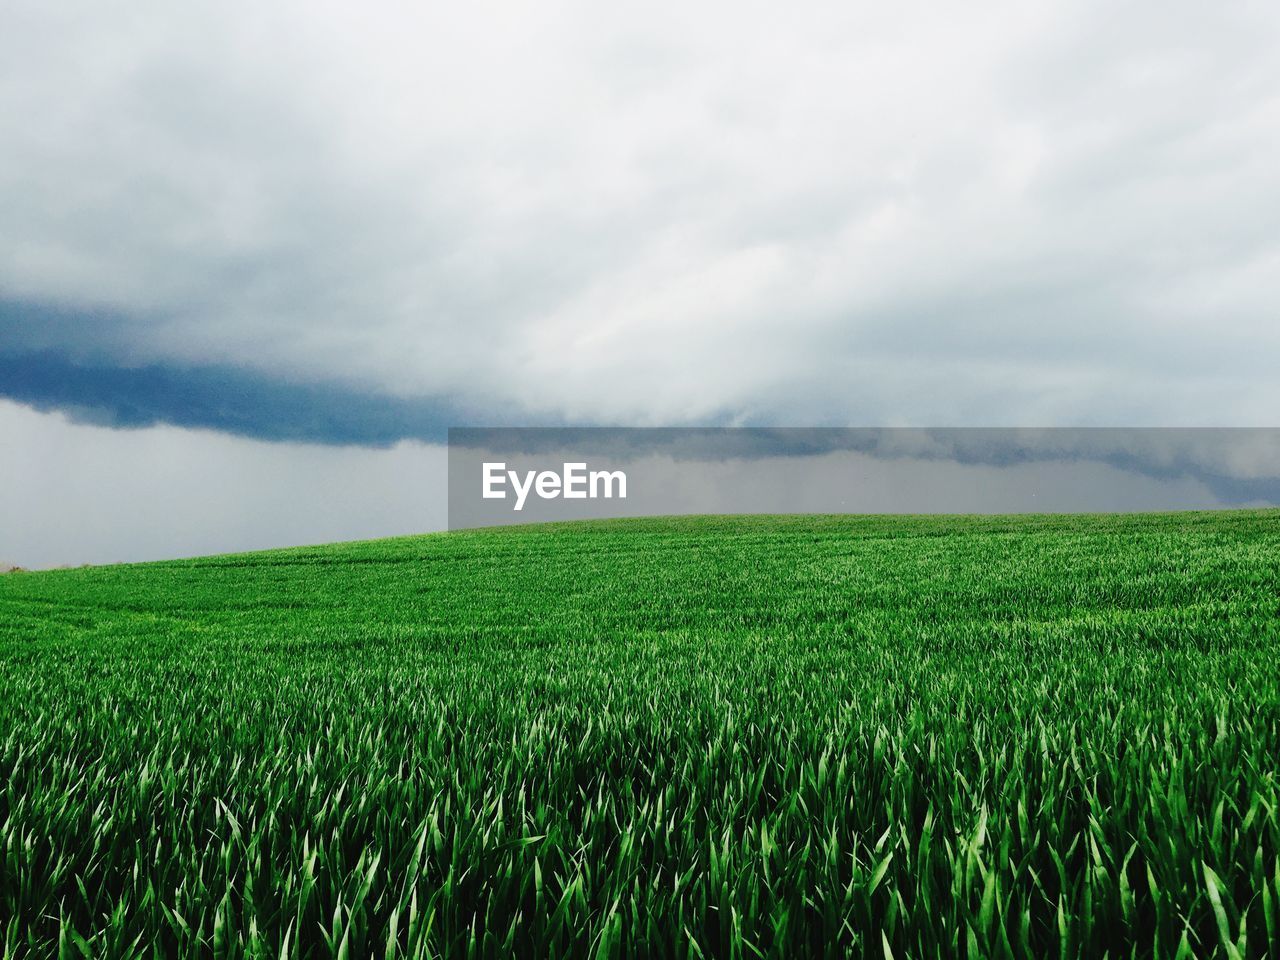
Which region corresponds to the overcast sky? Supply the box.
[3,0,1280,565]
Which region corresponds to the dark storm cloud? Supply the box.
[0,347,473,446]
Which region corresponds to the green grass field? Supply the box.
[1,511,1279,958]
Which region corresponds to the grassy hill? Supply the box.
[2,512,1279,958]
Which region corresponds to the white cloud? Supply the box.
[2,0,1279,425]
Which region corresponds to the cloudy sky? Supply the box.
[3,0,1279,565]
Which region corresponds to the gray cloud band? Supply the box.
[0,344,475,446]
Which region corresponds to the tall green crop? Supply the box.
[1,511,1278,957]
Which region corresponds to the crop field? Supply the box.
[1,511,1279,958]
